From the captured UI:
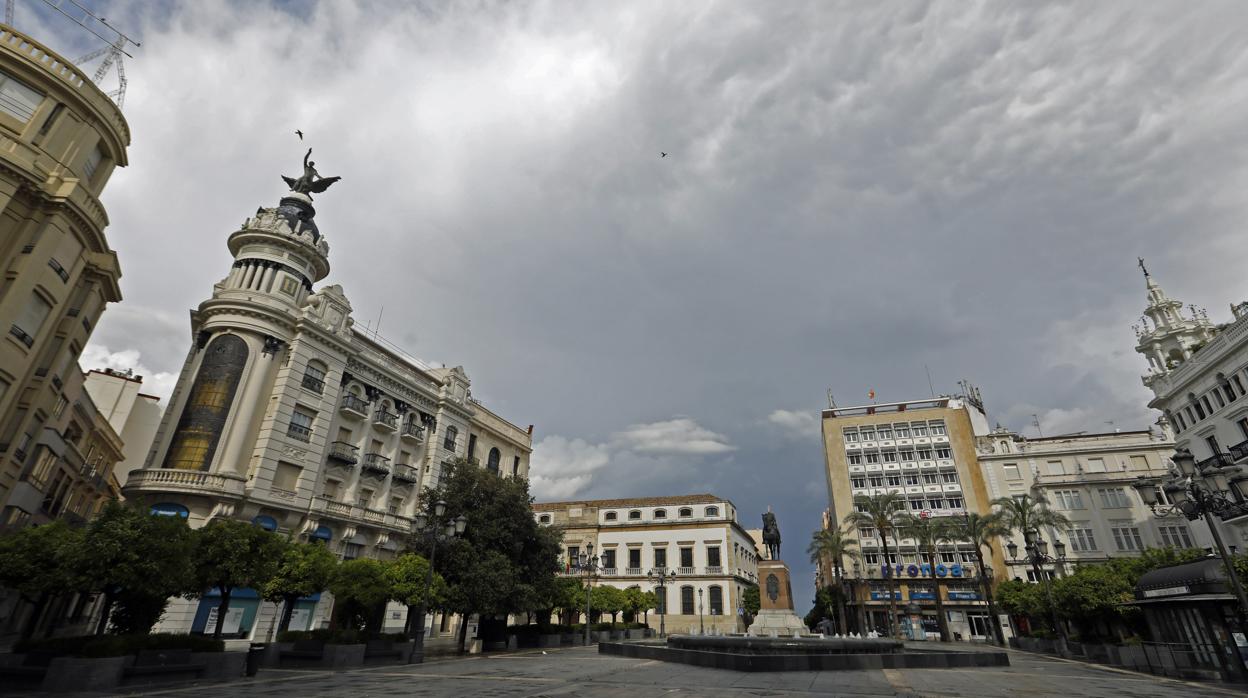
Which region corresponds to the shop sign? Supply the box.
[949,591,982,601]
[909,591,936,600]
[1141,585,1190,598]
[870,590,902,600]
[882,563,965,578]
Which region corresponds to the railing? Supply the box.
[361,452,391,476]
[301,374,325,394]
[601,567,618,575]
[392,463,420,484]
[626,567,642,575]
[363,508,387,524]
[1197,453,1235,470]
[326,441,358,465]
[340,394,369,415]
[373,410,398,429]
[401,422,425,441]
[124,468,245,497]
[286,423,312,442]
[1231,439,1248,462]
[320,497,353,517]
[678,566,695,575]
[706,565,723,574]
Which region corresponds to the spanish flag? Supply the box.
[868,389,876,400]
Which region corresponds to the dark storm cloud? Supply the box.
[51,1,1248,593]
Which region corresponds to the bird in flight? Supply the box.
[660,152,667,157]
[296,129,304,140]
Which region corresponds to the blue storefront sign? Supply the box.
[948,591,982,601]
[909,591,936,600]
[881,563,965,578]
[870,590,902,600]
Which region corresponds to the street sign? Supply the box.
[920,509,932,519]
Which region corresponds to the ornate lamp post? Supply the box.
[408,500,467,664]
[698,588,705,635]
[647,566,676,637]
[1006,531,1067,642]
[577,542,603,646]
[851,561,866,635]
[1134,447,1248,670]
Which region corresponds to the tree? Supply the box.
[591,585,627,626]
[0,521,82,639]
[329,558,391,634]
[995,578,1047,632]
[544,577,585,626]
[190,519,287,639]
[946,512,1010,644]
[385,553,448,638]
[76,503,195,635]
[426,459,562,652]
[843,493,906,638]
[807,525,860,635]
[742,584,760,620]
[895,514,954,642]
[263,541,339,634]
[992,494,1072,545]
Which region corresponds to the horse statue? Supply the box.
[761,510,781,559]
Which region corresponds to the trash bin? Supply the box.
[246,643,266,677]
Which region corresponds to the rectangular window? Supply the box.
[929,422,946,436]
[851,477,866,488]
[707,547,721,567]
[941,473,958,483]
[1129,455,1150,471]
[1069,528,1098,552]
[388,496,403,515]
[1202,396,1215,417]
[272,462,302,492]
[628,548,642,569]
[923,474,939,484]
[654,548,667,569]
[935,447,952,459]
[911,424,928,437]
[894,425,910,438]
[886,475,902,486]
[280,276,299,296]
[601,549,616,569]
[343,543,363,560]
[1214,390,1226,409]
[0,69,44,121]
[909,499,924,510]
[847,454,862,465]
[843,429,859,443]
[877,427,893,440]
[1112,526,1144,552]
[904,474,919,485]
[287,407,315,442]
[323,479,341,499]
[864,452,880,464]
[27,448,57,487]
[869,476,884,487]
[357,488,374,508]
[1238,418,1248,441]
[680,547,694,568]
[1175,412,1188,431]
[81,145,103,181]
[1085,457,1106,473]
[898,449,915,461]
[1098,487,1131,508]
[567,546,580,567]
[917,448,933,460]
[1054,490,1084,510]
[11,292,52,348]
[881,451,898,462]
[1206,435,1222,455]
[467,433,477,459]
[1158,525,1194,549]
[681,587,695,615]
[1003,464,1021,480]
[859,526,876,539]
[709,587,723,615]
[859,429,875,441]
[1046,460,1065,475]
[654,586,666,613]
[947,497,963,509]
[301,364,326,393]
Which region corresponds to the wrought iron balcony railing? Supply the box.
[327,441,359,465]
[340,394,369,416]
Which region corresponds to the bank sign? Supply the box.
[881,563,967,578]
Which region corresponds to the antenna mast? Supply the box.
[35,0,139,109]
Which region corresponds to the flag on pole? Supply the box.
[868,389,876,400]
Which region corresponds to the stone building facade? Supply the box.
[123,182,532,637]
[0,23,130,527]
[83,368,163,489]
[534,494,759,634]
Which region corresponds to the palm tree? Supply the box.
[993,494,1072,636]
[807,525,860,635]
[843,492,907,638]
[947,511,1010,645]
[895,513,954,642]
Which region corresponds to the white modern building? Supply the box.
[121,178,533,639]
[534,495,760,634]
[976,425,1211,581]
[1133,261,1248,543]
[83,368,163,489]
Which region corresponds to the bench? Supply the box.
[0,651,56,684]
[123,649,204,680]
[279,640,325,665]
[364,639,403,661]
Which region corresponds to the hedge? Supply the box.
[12,633,224,657]
[276,629,407,644]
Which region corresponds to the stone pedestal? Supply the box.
[747,560,809,637]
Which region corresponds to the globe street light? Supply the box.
[408,500,467,664]
[577,542,603,646]
[647,566,676,638]
[698,587,705,635]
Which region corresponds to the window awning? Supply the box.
[1134,557,1229,600]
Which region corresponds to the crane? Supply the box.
[5,0,139,109]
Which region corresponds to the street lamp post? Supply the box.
[647,566,676,638]
[851,561,866,635]
[1006,531,1067,643]
[698,588,705,635]
[408,500,468,664]
[1134,447,1248,677]
[577,542,602,646]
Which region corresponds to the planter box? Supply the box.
[609,630,624,640]
[197,651,247,681]
[263,642,294,668]
[538,634,562,648]
[42,656,126,692]
[322,643,366,670]
[560,632,576,646]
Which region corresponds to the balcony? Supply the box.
[1198,453,1235,470]
[401,421,425,442]
[626,567,642,576]
[1230,440,1248,462]
[123,468,246,499]
[339,394,369,418]
[392,463,420,484]
[373,409,398,432]
[601,567,618,575]
[301,374,325,394]
[327,441,359,465]
[361,452,391,478]
[706,565,723,574]
[677,566,695,575]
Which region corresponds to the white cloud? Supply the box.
[611,417,735,455]
[529,435,610,500]
[80,344,179,402]
[767,409,820,440]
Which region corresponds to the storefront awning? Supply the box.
[1126,593,1236,606]
[1134,557,1230,601]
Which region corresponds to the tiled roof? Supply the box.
[532,493,723,511]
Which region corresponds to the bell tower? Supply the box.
[1134,258,1217,388]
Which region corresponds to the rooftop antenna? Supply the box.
[924,364,935,398]
[1031,414,1044,438]
[827,389,837,409]
[34,0,140,109]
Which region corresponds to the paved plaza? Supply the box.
[16,644,1246,698]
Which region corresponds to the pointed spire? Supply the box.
[1138,257,1149,278]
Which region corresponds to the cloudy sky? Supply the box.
[25,1,1248,594]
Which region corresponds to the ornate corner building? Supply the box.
[0,24,131,529]
[125,185,534,565]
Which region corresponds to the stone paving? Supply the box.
[21,644,1248,697]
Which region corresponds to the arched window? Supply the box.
[680,586,695,615]
[678,508,693,518]
[252,515,278,531]
[163,334,248,471]
[512,456,520,478]
[539,514,551,524]
[487,447,501,475]
[302,360,327,394]
[628,510,642,520]
[653,509,667,519]
[150,502,188,518]
[443,425,458,451]
[704,506,719,517]
[709,586,723,615]
[604,511,618,521]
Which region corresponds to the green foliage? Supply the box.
[0,520,82,601]
[423,459,562,623]
[190,519,286,596]
[742,584,760,616]
[263,541,338,603]
[844,493,907,636]
[590,585,627,624]
[385,553,447,607]
[992,494,1072,538]
[546,577,586,616]
[329,558,391,633]
[12,633,223,657]
[807,526,860,573]
[995,579,1047,621]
